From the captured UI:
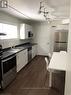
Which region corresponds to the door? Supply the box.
[36,24,51,56]
[38,39,50,56]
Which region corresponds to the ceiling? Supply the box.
[0,0,70,21]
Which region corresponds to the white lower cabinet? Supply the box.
[16,49,28,72]
[32,45,37,58]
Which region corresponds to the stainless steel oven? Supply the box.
[0,45,2,85]
[0,55,17,89]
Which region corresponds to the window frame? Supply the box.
[0,23,18,39]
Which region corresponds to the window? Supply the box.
[0,23,18,39]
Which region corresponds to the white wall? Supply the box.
[65,1,71,95]
[32,21,54,56]
[31,20,69,56]
[0,11,32,49]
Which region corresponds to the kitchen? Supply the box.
[0,0,71,95]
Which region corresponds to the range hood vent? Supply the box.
[0,33,6,36]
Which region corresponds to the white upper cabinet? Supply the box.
[20,23,33,39]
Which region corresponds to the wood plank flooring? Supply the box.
[0,55,65,95]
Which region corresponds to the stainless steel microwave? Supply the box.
[28,31,33,38]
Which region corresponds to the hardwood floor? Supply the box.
[0,55,65,95]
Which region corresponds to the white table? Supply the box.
[48,52,67,87]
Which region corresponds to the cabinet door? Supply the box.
[20,24,25,39]
[16,49,28,72]
[32,45,37,58]
[20,24,32,39]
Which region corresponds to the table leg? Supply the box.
[49,71,52,87]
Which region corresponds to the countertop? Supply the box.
[48,52,67,71]
[2,43,37,60]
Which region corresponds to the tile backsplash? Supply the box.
[0,39,32,49]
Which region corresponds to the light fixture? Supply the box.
[38,0,50,20]
[0,33,6,35]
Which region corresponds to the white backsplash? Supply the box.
[0,39,32,49]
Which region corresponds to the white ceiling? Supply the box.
[0,0,70,21]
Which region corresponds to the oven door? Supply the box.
[1,55,16,89]
[0,45,2,88]
[0,56,2,82]
[2,55,16,74]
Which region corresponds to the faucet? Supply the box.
[11,45,15,49]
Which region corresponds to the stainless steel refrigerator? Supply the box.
[54,31,68,52]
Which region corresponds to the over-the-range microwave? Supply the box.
[28,31,33,38]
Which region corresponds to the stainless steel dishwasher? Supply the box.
[28,47,32,62]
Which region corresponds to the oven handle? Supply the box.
[2,55,16,63]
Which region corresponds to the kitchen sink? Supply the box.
[7,48,21,53]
